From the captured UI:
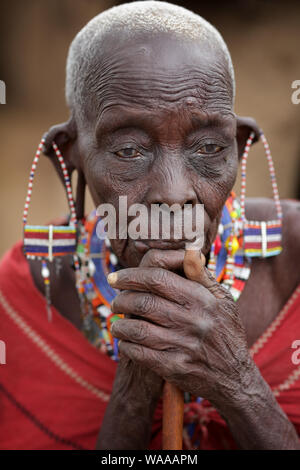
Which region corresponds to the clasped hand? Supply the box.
[108,249,254,406]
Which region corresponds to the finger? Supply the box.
[111,318,184,351]
[107,267,194,305]
[111,290,185,327]
[140,249,185,270]
[118,340,166,375]
[118,341,188,383]
[183,249,206,283]
[184,249,228,300]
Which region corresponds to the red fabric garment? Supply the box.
[0,242,299,449]
[0,242,159,450]
[0,241,115,449]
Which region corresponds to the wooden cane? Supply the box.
[162,382,184,450]
[162,249,206,450]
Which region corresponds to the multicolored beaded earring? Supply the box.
[23,138,78,321]
[207,130,282,301]
[240,131,283,258]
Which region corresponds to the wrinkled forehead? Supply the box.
[79,31,234,126]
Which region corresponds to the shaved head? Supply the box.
[66,1,235,121]
[44,1,259,269]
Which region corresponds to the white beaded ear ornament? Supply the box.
[23,138,78,321]
[240,130,283,258]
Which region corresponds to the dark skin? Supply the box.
[32,32,300,449]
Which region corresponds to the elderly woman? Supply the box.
[0,1,299,450]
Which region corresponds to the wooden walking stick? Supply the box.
[162,248,206,450]
[162,382,184,450]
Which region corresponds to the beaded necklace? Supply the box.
[75,212,122,361]
[207,192,251,301]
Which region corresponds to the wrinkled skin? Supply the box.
[34,31,300,449]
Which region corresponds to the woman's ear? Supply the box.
[236,116,261,160]
[42,117,86,220]
[42,117,78,177]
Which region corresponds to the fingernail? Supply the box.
[107,272,118,285]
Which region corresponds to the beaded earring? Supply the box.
[207,130,282,302]
[23,138,78,321]
[240,131,283,258]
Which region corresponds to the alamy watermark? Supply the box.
[95,196,205,250]
[0,340,6,364]
[291,80,300,104]
[0,80,6,104]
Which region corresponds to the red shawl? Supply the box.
[0,242,299,449]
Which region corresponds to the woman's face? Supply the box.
[76,33,238,267]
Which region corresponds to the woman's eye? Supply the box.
[115,148,141,158]
[197,144,223,155]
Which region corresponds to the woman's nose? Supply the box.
[147,182,197,208]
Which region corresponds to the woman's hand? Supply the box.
[109,248,254,409]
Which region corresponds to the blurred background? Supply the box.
[0,0,299,256]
